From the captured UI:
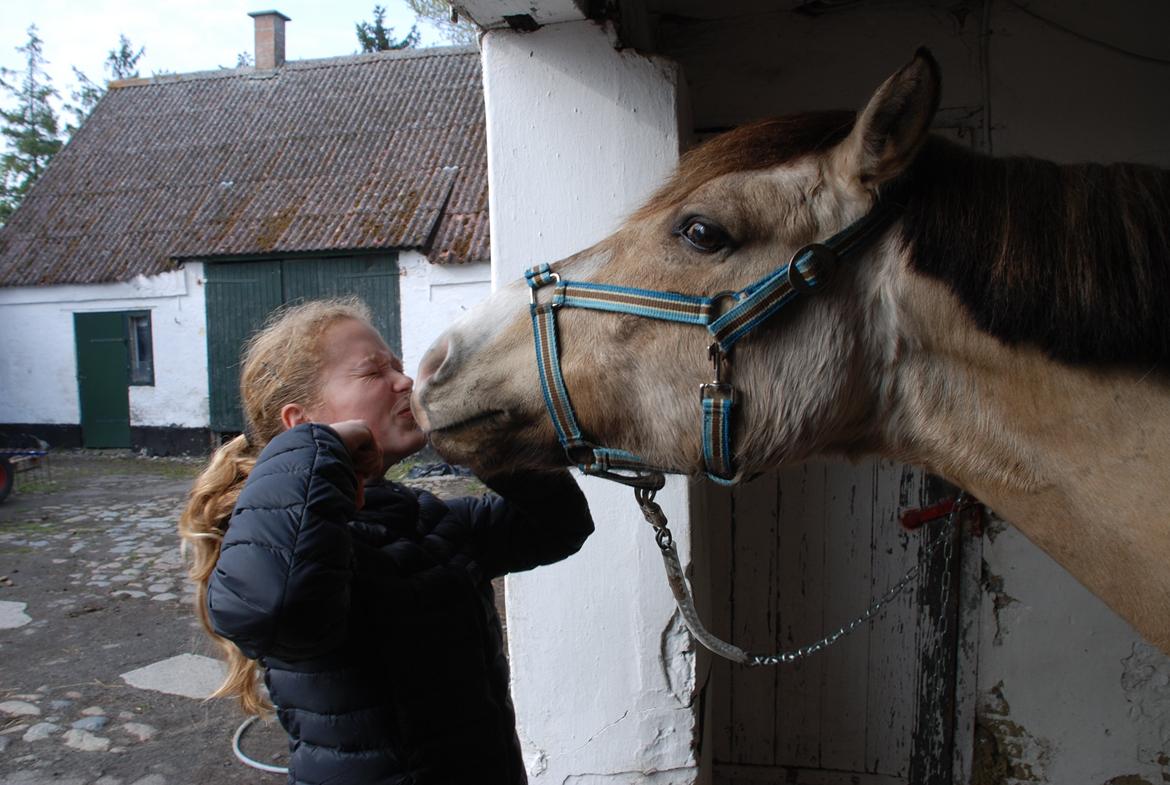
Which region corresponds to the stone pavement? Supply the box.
[0,451,486,785]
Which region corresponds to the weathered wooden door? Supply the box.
[74,312,131,448]
[204,255,400,434]
[205,260,283,433]
[282,256,402,357]
[706,459,964,784]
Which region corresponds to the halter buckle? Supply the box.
[788,243,838,294]
[700,382,735,404]
[528,271,561,305]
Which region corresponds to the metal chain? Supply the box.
[635,486,971,667]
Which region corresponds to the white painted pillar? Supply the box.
[482,22,704,784]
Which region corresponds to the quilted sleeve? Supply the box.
[207,423,358,661]
[445,470,594,579]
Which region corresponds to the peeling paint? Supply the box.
[659,609,695,708]
[972,682,1052,785]
[983,514,1009,544]
[981,560,1020,646]
[525,747,548,778]
[562,767,695,785]
[1103,776,1156,785]
[1120,642,1170,776]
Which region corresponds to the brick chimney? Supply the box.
[248,10,290,69]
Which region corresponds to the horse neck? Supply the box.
[883,270,1170,651]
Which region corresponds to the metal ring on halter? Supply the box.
[788,243,837,294]
[708,290,740,319]
[529,271,561,305]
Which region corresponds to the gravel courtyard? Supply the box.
[0,450,485,785]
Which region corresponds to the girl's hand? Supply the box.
[328,420,383,509]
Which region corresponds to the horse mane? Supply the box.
[641,109,1170,370]
[895,137,1170,369]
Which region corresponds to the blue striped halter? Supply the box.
[525,201,897,489]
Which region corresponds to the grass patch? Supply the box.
[13,476,59,495]
[383,457,423,483]
[0,519,56,535]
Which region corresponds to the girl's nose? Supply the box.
[393,371,414,392]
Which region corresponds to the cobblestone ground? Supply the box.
[0,451,488,785]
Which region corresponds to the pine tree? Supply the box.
[356,5,420,52]
[0,26,63,223]
[66,34,144,135]
[106,35,145,80]
[405,0,479,47]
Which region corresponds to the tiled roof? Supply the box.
[0,46,488,287]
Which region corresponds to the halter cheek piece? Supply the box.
[525,200,898,489]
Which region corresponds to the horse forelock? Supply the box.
[632,111,857,221]
[895,137,1170,370]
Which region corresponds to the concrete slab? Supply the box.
[0,601,31,630]
[119,654,226,700]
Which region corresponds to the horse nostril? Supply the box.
[417,336,450,387]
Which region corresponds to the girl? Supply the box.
[179,298,593,785]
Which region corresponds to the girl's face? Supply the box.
[304,318,427,467]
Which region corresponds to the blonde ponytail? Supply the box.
[178,434,271,714]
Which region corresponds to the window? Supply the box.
[127,312,154,385]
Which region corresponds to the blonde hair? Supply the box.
[178,297,374,715]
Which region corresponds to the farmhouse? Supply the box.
[0,13,489,454]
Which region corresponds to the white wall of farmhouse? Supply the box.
[0,264,209,431]
[398,251,491,379]
[0,254,487,447]
[481,21,705,784]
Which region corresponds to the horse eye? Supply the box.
[678,218,730,253]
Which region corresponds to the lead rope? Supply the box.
[635,486,971,666]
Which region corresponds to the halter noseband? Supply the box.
[525,200,899,488]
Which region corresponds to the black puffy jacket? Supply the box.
[207,424,594,785]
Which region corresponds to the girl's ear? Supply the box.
[280,403,309,430]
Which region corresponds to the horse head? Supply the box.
[412,50,941,480]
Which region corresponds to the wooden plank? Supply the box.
[908,476,961,784]
[715,762,905,785]
[706,481,736,765]
[204,260,282,432]
[952,520,983,785]
[776,462,826,768]
[818,461,875,771]
[865,461,923,777]
[726,472,780,764]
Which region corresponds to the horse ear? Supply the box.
[833,48,940,188]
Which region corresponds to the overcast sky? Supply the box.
[1,1,450,119]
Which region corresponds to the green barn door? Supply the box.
[74,312,131,448]
[283,256,401,354]
[205,261,282,432]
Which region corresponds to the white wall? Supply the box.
[0,264,208,429]
[398,251,491,379]
[0,254,489,436]
[482,21,704,784]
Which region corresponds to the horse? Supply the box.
[411,49,1170,654]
